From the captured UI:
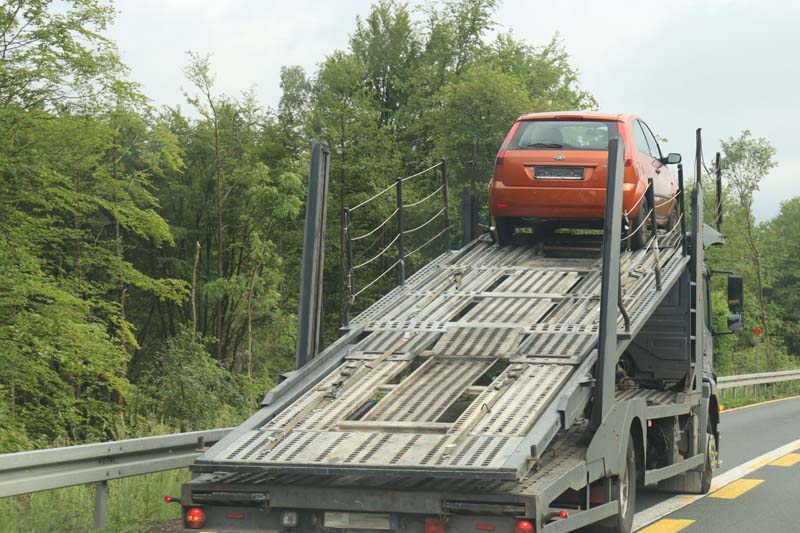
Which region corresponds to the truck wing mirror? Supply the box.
[727,275,743,314]
[725,274,744,333]
[661,153,682,165]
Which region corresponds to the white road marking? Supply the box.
[632,436,800,530]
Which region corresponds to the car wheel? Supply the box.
[494,217,515,245]
[666,202,679,232]
[628,197,649,251]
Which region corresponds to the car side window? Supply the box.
[640,121,663,160]
[632,121,651,155]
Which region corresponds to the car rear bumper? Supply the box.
[489,181,639,220]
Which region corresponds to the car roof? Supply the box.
[517,111,636,122]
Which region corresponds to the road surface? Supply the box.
[634,396,800,532]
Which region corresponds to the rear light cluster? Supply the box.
[425,519,445,533]
[185,507,206,529]
[515,520,535,532]
[495,122,521,167]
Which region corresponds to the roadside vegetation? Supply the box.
[0,0,797,530]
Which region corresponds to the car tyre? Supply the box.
[628,197,649,251]
[494,217,515,245]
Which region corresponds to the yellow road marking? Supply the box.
[638,518,696,532]
[769,453,800,467]
[710,478,763,499]
[720,394,800,413]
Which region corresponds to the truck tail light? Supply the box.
[515,519,534,532]
[185,507,206,529]
[425,518,445,533]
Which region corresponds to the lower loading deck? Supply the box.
[201,232,690,482]
[190,384,696,521]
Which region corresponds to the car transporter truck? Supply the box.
[172,131,743,533]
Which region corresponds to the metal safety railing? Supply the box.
[342,160,450,326]
[2,370,799,528]
[0,427,231,529]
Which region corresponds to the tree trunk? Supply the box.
[212,104,224,361]
[743,199,771,367]
[192,241,200,339]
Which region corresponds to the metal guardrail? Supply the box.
[0,427,232,528]
[2,370,800,529]
[717,369,800,389]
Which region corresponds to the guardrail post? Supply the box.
[396,178,405,285]
[441,159,451,252]
[94,480,108,529]
[645,177,662,290]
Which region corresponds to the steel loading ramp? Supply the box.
[201,232,688,481]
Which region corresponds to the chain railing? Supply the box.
[342,160,450,327]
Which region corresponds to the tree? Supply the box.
[720,131,777,366]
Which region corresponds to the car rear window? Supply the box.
[507,120,618,151]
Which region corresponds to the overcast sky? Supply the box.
[108,0,799,220]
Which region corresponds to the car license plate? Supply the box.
[323,511,397,530]
[534,166,585,180]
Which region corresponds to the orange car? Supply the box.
[488,112,681,248]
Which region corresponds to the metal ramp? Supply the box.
[206,230,688,481]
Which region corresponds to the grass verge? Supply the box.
[0,469,188,532]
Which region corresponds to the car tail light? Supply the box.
[425,518,445,533]
[616,122,633,167]
[515,519,534,532]
[496,122,521,166]
[185,507,206,529]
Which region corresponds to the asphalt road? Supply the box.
[634,396,800,532]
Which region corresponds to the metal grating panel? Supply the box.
[208,234,689,480]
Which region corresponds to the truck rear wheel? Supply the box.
[594,437,637,533]
[699,428,718,494]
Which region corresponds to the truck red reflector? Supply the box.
[476,525,496,531]
[559,511,569,519]
[495,202,511,209]
[425,518,445,533]
[515,519,534,532]
[226,512,245,519]
[185,507,206,529]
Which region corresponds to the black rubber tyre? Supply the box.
[699,428,717,494]
[595,437,637,533]
[628,197,649,251]
[666,201,679,232]
[494,217,515,246]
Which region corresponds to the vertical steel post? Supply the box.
[677,164,688,256]
[342,208,354,328]
[645,177,662,290]
[94,480,108,529]
[296,141,330,368]
[592,136,625,429]
[470,135,477,195]
[715,152,723,231]
[396,178,405,285]
[442,160,451,252]
[691,128,705,394]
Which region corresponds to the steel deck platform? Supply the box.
[205,233,688,481]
